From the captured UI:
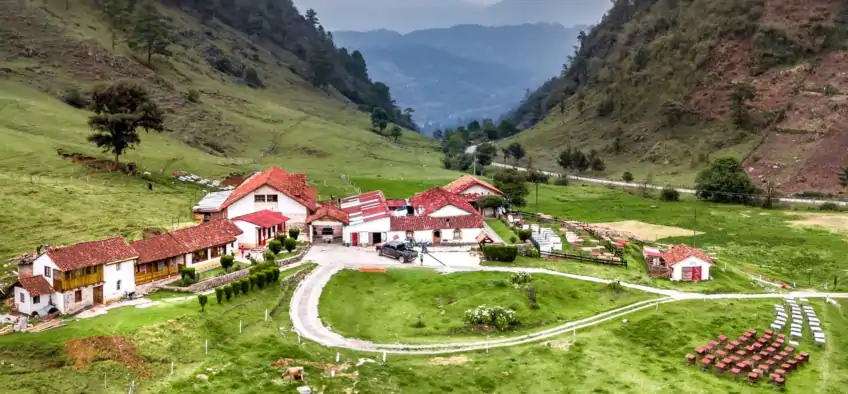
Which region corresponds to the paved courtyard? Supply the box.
[304,244,481,268]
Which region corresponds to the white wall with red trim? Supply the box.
[670,256,712,281]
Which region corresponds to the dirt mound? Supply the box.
[272,358,352,374]
[64,336,148,376]
[429,356,471,366]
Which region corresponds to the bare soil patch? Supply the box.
[790,212,848,233]
[596,220,703,241]
[429,355,471,366]
[272,358,353,375]
[539,340,575,351]
[64,336,147,376]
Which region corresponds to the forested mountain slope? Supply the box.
[506,0,848,194]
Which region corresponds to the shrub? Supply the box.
[413,315,426,328]
[180,267,197,282]
[521,247,541,258]
[283,238,297,253]
[263,249,276,262]
[62,87,90,109]
[198,294,208,312]
[240,278,250,294]
[224,285,232,300]
[249,274,258,290]
[220,255,235,272]
[482,245,519,262]
[509,235,518,244]
[231,281,240,297]
[270,268,280,281]
[288,228,300,240]
[660,187,680,202]
[553,176,569,186]
[622,171,634,182]
[184,88,200,103]
[275,233,287,243]
[511,271,532,286]
[517,229,532,243]
[256,272,266,288]
[267,240,283,254]
[526,286,538,309]
[820,202,841,211]
[250,262,275,273]
[215,287,224,304]
[245,67,263,88]
[464,305,518,331]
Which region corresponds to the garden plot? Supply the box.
[789,212,848,234]
[596,220,703,241]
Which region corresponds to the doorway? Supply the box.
[433,230,442,244]
[93,285,103,305]
[372,232,382,244]
[692,266,702,282]
[351,232,359,246]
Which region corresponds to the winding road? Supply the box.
[289,248,848,355]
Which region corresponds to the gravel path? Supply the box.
[289,249,848,355]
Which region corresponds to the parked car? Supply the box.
[378,241,418,263]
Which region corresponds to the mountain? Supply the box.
[334,23,586,131]
[293,0,609,32]
[503,0,848,194]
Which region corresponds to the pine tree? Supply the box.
[308,42,334,88]
[127,0,171,64]
[98,0,130,50]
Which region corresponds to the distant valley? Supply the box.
[334,23,586,132]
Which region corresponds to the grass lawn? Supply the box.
[485,219,517,243]
[318,268,657,343]
[145,289,194,301]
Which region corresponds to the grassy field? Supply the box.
[318,268,656,343]
[485,219,517,243]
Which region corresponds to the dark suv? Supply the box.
[378,241,418,263]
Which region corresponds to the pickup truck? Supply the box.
[378,241,418,263]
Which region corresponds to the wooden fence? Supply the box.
[516,210,629,268]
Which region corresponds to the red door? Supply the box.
[351,232,359,246]
[692,266,702,282]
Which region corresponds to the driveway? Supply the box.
[304,244,481,268]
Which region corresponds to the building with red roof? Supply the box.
[306,204,351,243]
[642,243,713,281]
[339,190,393,246]
[409,187,478,217]
[443,174,502,198]
[232,210,290,248]
[192,166,318,224]
[387,215,485,244]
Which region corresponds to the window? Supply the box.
[454,229,462,241]
[117,280,122,291]
[254,195,266,202]
[405,231,414,239]
[115,262,121,271]
[44,266,52,278]
[32,295,40,304]
[158,261,165,271]
[20,292,24,303]
[267,194,278,202]
[74,290,82,303]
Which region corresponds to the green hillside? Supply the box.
[0,0,453,286]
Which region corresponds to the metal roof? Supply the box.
[193,190,233,212]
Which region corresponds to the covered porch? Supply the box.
[306,204,350,244]
[134,257,182,285]
[233,210,289,248]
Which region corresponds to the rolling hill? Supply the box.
[334,23,586,131]
[503,0,848,194]
[0,0,455,286]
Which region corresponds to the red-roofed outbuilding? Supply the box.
[661,244,713,281]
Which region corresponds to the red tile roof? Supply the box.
[169,220,243,251]
[386,199,407,209]
[17,275,55,296]
[46,237,138,271]
[340,191,391,224]
[390,215,484,231]
[306,204,350,224]
[221,167,317,211]
[409,187,478,216]
[233,210,290,228]
[444,175,502,195]
[662,244,713,266]
[130,233,189,265]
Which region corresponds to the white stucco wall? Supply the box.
[103,259,137,301]
[387,227,482,244]
[670,257,712,281]
[429,205,473,217]
[226,186,309,222]
[32,254,59,280]
[342,217,391,245]
[57,286,95,315]
[234,220,259,246]
[14,287,51,316]
[462,184,497,196]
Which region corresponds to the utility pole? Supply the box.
[692,206,697,248]
[535,181,539,216]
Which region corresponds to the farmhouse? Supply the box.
[339,190,393,246]
[443,175,503,216]
[388,215,484,244]
[409,187,477,217]
[193,167,318,225]
[643,244,713,281]
[13,238,138,316]
[306,203,350,243]
[232,210,289,248]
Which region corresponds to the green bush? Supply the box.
[511,271,532,285]
[820,202,841,211]
[283,238,297,253]
[517,229,532,243]
[521,247,541,258]
[180,267,197,282]
[220,255,235,272]
[245,67,263,88]
[250,262,275,273]
[184,88,201,103]
[553,176,569,186]
[275,233,287,243]
[288,228,300,240]
[660,187,680,202]
[622,171,634,182]
[215,287,224,304]
[256,272,266,288]
[263,249,276,262]
[240,278,250,294]
[267,240,283,254]
[509,235,518,244]
[224,285,232,300]
[269,268,280,281]
[231,281,240,297]
[482,245,519,262]
[198,294,208,312]
[62,87,90,109]
[249,274,258,290]
[464,305,518,331]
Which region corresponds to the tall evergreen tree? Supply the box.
[127,0,171,64]
[308,42,334,88]
[98,0,130,50]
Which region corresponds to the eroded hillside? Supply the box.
[508,0,848,194]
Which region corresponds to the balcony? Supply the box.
[53,268,104,292]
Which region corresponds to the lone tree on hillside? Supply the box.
[87,82,165,168]
[493,168,529,208]
[590,156,606,172]
[839,167,848,188]
[557,148,572,171]
[501,147,511,165]
[128,0,171,64]
[572,150,590,172]
[507,142,525,166]
[729,83,756,128]
[695,157,757,204]
[476,143,496,167]
[622,171,634,182]
[371,107,390,133]
[98,0,130,50]
[389,125,403,142]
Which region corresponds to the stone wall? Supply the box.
[156,246,311,293]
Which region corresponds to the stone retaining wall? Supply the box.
[157,246,311,293]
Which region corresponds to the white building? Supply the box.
[387,215,485,245]
[13,237,139,316]
[663,244,713,281]
[339,191,392,246]
[443,175,504,217]
[232,210,289,247]
[193,167,318,225]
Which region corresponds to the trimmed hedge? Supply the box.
[482,245,518,262]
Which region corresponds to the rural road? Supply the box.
[289,248,848,355]
[487,162,846,206]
